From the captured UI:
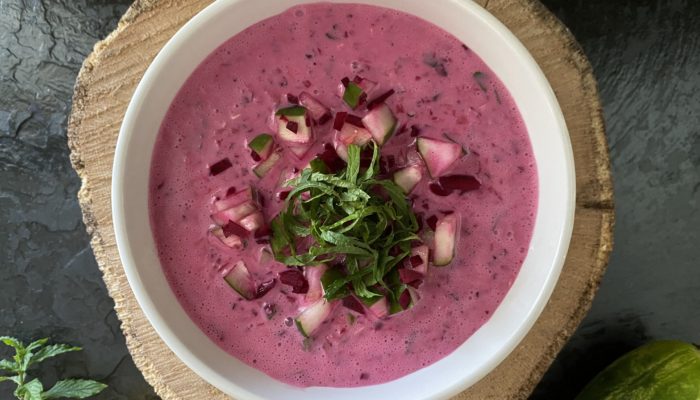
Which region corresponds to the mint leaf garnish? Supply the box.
[271,142,419,303]
[0,337,107,399]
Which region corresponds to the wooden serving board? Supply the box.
[67,0,614,398]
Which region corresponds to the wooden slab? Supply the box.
[67,0,614,398]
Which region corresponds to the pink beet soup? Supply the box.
[149,3,537,388]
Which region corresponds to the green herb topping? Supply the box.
[0,336,107,399]
[271,143,420,303]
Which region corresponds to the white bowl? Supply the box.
[113,1,575,399]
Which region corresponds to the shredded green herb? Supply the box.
[271,143,420,302]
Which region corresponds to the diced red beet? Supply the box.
[417,137,463,178]
[222,220,250,238]
[279,269,309,294]
[399,268,424,285]
[366,89,396,110]
[317,112,333,125]
[344,114,365,128]
[398,289,412,310]
[286,121,299,134]
[409,255,423,268]
[286,93,299,104]
[429,182,451,197]
[438,175,481,193]
[426,215,438,231]
[277,190,290,201]
[409,245,429,275]
[209,158,232,176]
[333,112,348,130]
[225,186,237,197]
[256,279,277,299]
[250,150,261,162]
[316,143,346,173]
[341,77,350,87]
[224,261,256,300]
[254,224,272,241]
[342,296,366,315]
[409,125,421,137]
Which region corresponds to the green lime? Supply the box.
[577,340,700,400]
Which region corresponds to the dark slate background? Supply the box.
[0,0,697,398]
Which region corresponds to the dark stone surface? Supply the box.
[533,0,700,397]
[0,0,157,398]
[0,0,697,399]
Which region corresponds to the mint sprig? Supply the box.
[0,336,107,399]
[271,143,420,303]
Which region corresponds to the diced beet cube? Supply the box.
[399,268,424,285]
[256,279,277,299]
[366,89,396,110]
[399,289,412,310]
[287,93,299,104]
[279,269,309,294]
[342,296,366,315]
[426,215,438,231]
[222,220,250,238]
[438,175,481,194]
[209,158,232,176]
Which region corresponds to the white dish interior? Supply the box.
[113,0,575,399]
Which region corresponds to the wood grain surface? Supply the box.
[66,0,614,398]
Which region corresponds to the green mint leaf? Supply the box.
[43,379,107,399]
[30,344,81,366]
[272,142,420,301]
[0,337,23,351]
[345,144,360,185]
[0,359,19,373]
[15,378,43,400]
[0,375,20,384]
[25,339,48,354]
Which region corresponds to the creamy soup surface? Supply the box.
[149,3,537,387]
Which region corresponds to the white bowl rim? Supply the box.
[112,1,575,399]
